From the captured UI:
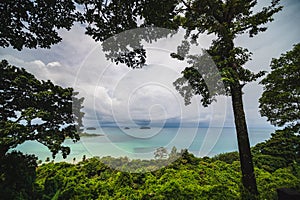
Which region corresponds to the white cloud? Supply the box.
[47,61,62,68]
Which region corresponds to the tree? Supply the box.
[76,0,179,68]
[168,146,179,160]
[252,126,300,172]
[82,154,86,162]
[257,44,300,172]
[170,1,281,196]
[154,147,168,159]
[0,0,80,50]
[259,43,300,129]
[0,60,84,158]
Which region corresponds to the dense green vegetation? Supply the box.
[32,140,300,200]
[1,131,299,199]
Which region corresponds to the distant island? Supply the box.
[79,132,104,137]
[124,127,130,129]
[86,127,96,130]
[140,126,151,129]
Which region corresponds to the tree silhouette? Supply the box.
[0,60,84,159]
[0,0,79,50]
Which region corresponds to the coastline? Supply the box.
[14,127,274,164]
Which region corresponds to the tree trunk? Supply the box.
[230,83,258,197]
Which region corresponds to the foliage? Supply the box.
[212,151,239,164]
[0,151,37,200]
[31,149,300,200]
[259,43,300,129]
[75,0,179,68]
[253,154,287,173]
[30,128,290,199]
[1,141,297,199]
[252,126,300,172]
[154,147,168,159]
[172,0,281,105]
[79,0,179,40]
[0,0,79,50]
[0,60,84,158]
[256,167,300,200]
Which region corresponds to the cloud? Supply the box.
[47,62,62,68]
[0,30,261,129]
[1,1,299,129]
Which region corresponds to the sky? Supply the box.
[0,0,299,129]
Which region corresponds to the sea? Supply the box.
[14,127,275,163]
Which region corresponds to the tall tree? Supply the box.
[77,0,282,196]
[259,43,300,129]
[0,60,84,158]
[171,1,282,197]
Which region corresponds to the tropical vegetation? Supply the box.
[1,1,299,199]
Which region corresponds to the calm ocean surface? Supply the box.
[14,127,275,162]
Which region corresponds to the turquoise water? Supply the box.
[14,127,275,162]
